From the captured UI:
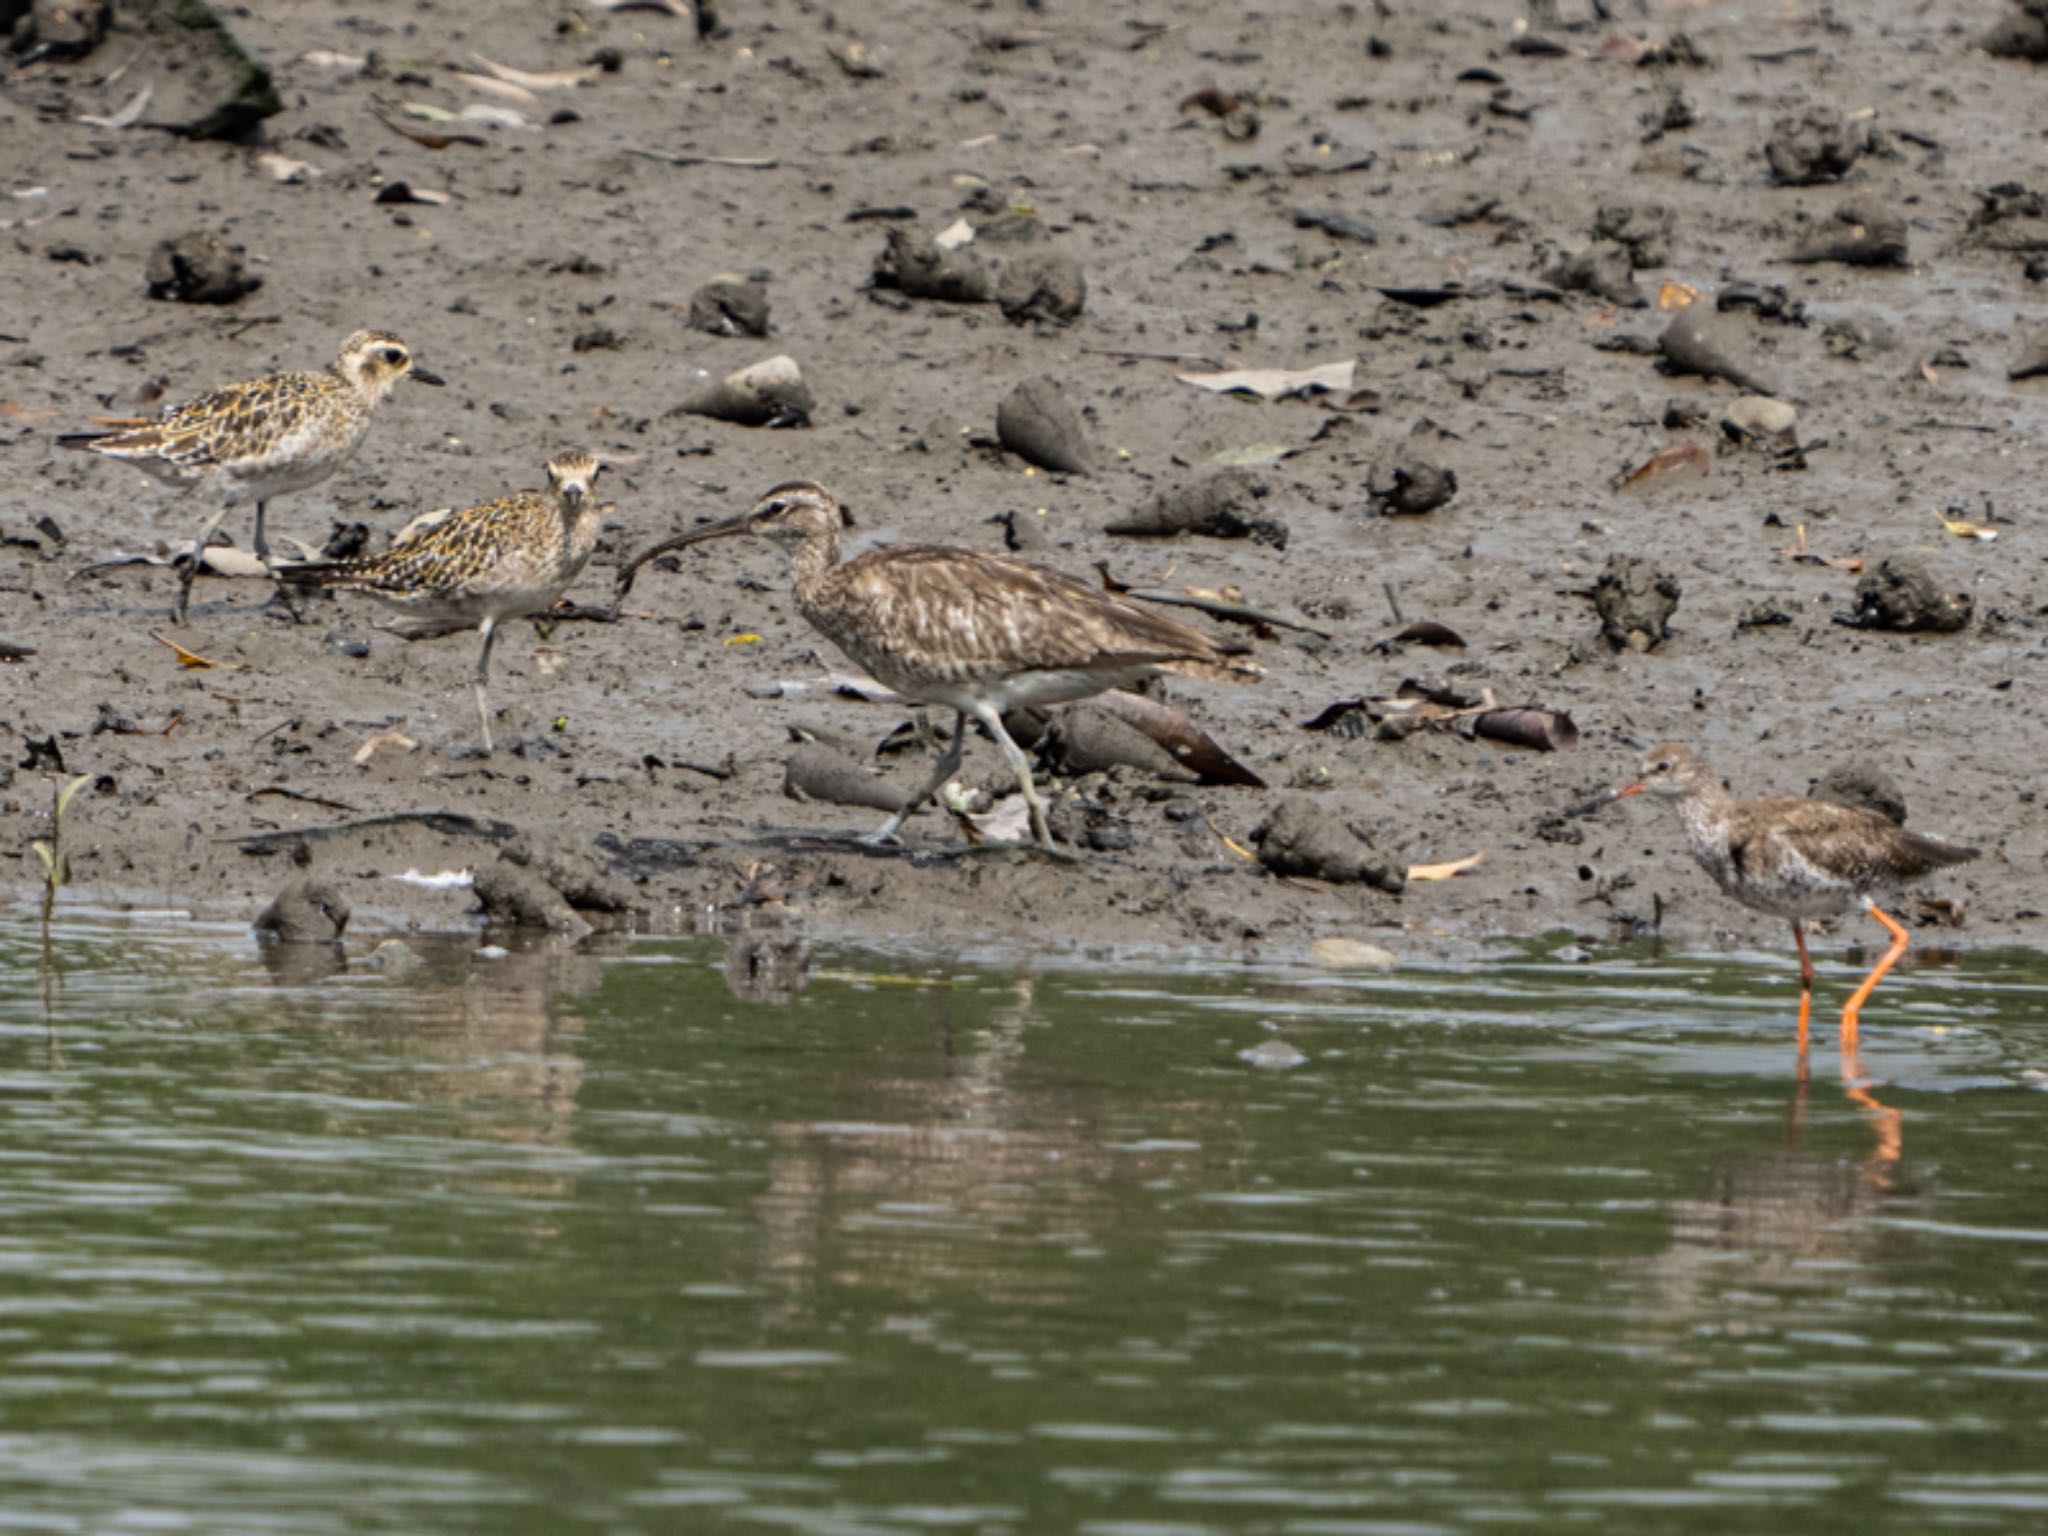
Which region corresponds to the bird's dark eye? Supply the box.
[760,499,788,518]
[380,348,405,366]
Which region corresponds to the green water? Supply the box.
[2,914,2045,1534]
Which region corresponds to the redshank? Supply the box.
[1586,742,1979,1048]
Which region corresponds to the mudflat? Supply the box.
[0,0,2036,958]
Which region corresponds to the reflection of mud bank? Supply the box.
[2,0,2036,961]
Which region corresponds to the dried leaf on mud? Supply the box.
[1406,851,1484,881]
[1178,360,1358,401]
[1931,507,1998,542]
[451,72,541,106]
[1616,440,1709,491]
[1657,281,1700,309]
[373,100,486,149]
[1780,524,1863,572]
[1391,620,1467,648]
[78,85,152,131]
[470,53,602,91]
[150,632,243,671]
[352,730,418,766]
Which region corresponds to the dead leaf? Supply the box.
[1616,440,1710,491]
[451,71,541,106]
[1095,690,1265,788]
[469,52,603,90]
[1932,507,1998,542]
[1780,524,1864,572]
[258,152,317,183]
[374,182,452,207]
[1657,281,1699,310]
[372,100,486,149]
[150,632,243,671]
[1406,851,1484,881]
[1473,708,1579,752]
[945,786,1033,845]
[1207,817,1257,861]
[78,85,152,131]
[828,40,886,78]
[1209,443,1295,467]
[1391,620,1467,648]
[353,730,419,766]
[0,401,58,423]
[1178,360,1357,402]
[459,103,533,130]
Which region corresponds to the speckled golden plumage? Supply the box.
[1614,741,1979,1047]
[621,480,1261,852]
[59,329,443,622]
[281,452,606,756]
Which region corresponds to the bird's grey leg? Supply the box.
[176,504,233,624]
[254,501,305,623]
[862,709,966,846]
[473,616,499,756]
[974,702,1060,854]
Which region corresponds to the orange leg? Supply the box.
[1840,1040,1903,1182]
[1840,901,1911,1051]
[1790,920,1814,1068]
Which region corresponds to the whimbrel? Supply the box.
[620,481,1261,852]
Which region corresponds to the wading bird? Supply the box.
[619,481,1261,853]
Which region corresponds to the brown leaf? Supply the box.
[149,632,243,671]
[1658,281,1700,310]
[1392,620,1467,648]
[372,100,486,149]
[1406,851,1484,881]
[1472,708,1578,752]
[1617,440,1710,491]
[1095,690,1265,788]
[0,401,57,422]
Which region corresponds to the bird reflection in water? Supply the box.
[276,932,612,1152]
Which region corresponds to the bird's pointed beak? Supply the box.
[1563,781,1642,819]
[410,365,446,387]
[609,512,759,609]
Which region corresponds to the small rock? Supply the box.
[687,275,771,337]
[1239,1039,1308,1070]
[996,377,1092,474]
[1592,202,1674,268]
[1721,396,1798,440]
[1813,761,1907,827]
[1981,6,2048,60]
[1366,452,1457,516]
[2008,327,2048,381]
[1765,108,1866,187]
[1308,937,1398,971]
[1660,308,1781,397]
[369,937,424,976]
[1104,469,1286,545]
[13,0,107,60]
[1787,199,1908,267]
[1838,555,1973,634]
[1251,798,1404,893]
[1594,554,1681,651]
[473,853,592,936]
[1040,705,1193,781]
[678,354,813,428]
[996,249,1086,326]
[1546,242,1646,307]
[784,742,911,812]
[873,227,995,303]
[145,232,261,305]
[254,877,350,944]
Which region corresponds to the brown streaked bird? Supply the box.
[618,481,1262,852]
[58,330,444,623]
[277,452,606,756]
[1595,742,1978,1049]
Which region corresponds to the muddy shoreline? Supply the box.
[2,0,2039,965]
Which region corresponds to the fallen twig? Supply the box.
[623,146,781,170]
[227,809,520,853]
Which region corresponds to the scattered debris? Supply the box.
[678,355,813,427]
[996,377,1093,473]
[1837,556,1973,633]
[145,232,260,305]
[1252,798,1405,892]
[1593,555,1681,652]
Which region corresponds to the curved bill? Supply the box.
[609,511,759,613]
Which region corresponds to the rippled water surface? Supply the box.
[2,913,2046,1534]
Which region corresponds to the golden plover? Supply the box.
[60,329,444,622]
[278,452,607,756]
